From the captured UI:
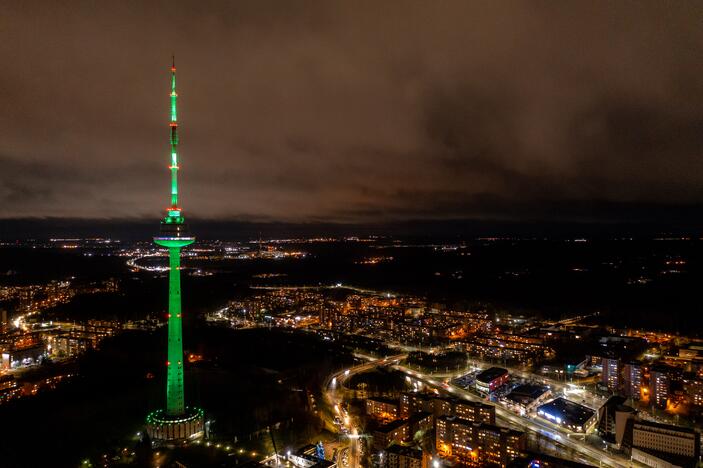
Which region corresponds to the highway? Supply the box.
[321,349,645,467]
[252,283,397,297]
[454,359,607,413]
[392,363,640,467]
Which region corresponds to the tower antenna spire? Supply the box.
[168,57,179,210]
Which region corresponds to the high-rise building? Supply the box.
[400,392,431,418]
[145,58,204,443]
[622,361,643,399]
[649,367,670,409]
[601,357,621,392]
[597,396,636,444]
[683,378,703,407]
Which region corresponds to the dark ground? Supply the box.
[0,327,353,468]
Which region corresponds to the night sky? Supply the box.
[2,1,703,224]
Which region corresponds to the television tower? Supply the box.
[146,57,204,443]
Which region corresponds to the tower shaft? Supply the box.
[166,246,185,415]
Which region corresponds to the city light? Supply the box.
[2,6,701,468]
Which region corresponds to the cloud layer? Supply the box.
[2,1,703,222]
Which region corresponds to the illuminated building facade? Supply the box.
[683,378,703,407]
[649,368,670,409]
[436,416,525,466]
[373,419,410,450]
[399,392,495,424]
[384,445,422,468]
[366,397,400,421]
[622,361,643,399]
[400,392,432,418]
[454,400,496,424]
[621,419,700,468]
[475,367,509,394]
[602,357,621,392]
[146,58,204,443]
[0,336,45,369]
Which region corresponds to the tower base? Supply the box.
[146,407,204,444]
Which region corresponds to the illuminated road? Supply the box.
[321,351,645,466]
[392,364,640,467]
[125,252,169,272]
[252,283,396,297]
[322,354,406,468]
[453,359,607,412]
[318,332,648,468]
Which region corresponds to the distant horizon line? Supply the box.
[1,216,703,241]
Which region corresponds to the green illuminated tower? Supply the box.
[146,58,204,443]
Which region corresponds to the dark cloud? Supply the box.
[1,1,702,223]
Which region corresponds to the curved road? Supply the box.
[322,354,406,468]
[323,353,642,467]
[393,364,639,467]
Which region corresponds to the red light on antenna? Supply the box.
[166,361,171,366]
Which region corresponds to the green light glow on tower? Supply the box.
[146,58,204,443]
[154,57,194,418]
[169,56,180,211]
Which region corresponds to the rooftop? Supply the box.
[601,395,627,410]
[476,367,508,383]
[505,384,549,404]
[455,399,493,409]
[632,447,698,468]
[367,396,398,406]
[408,411,432,424]
[385,444,422,459]
[438,416,523,437]
[537,397,595,427]
[375,419,409,433]
[632,418,698,436]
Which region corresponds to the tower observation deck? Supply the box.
[146,58,204,444]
